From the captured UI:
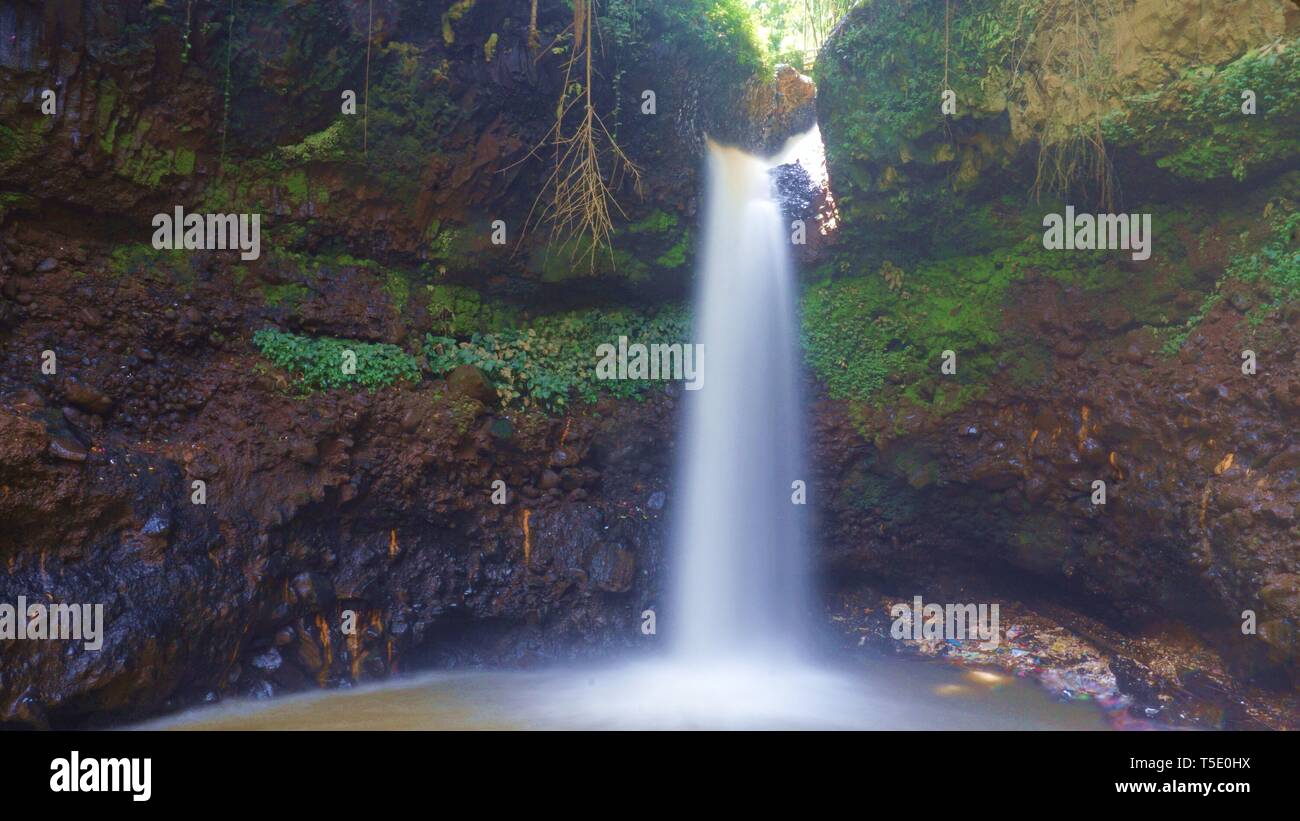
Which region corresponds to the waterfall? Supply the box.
[156,133,1113,730]
[670,141,810,663]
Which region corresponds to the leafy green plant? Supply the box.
[1102,39,1300,183]
[1158,205,1299,353]
[252,328,421,392]
[426,306,691,411]
[1226,208,1300,319]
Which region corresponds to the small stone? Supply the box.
[251,648,283,672]
[141,513,171,536]
[63,378,113,415]
[48,437,87,462]
[447,364,496,406]
[488,416,514,439]
[1054,337,1086,358]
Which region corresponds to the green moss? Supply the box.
[0,120,47,175]
[263,283,310,309]
[840,460,921,524]
[1226,207,1300,321]
[1102,40,1300,183]
[382,270,410,313]
[802,246,1022,406]
[283,169,310,204]
[426,283,516,337]
[94,79,121,154]
[442,0,476,45]
[533,208,693,282]
[535,235,653,283]
[173,147,196,176]
[106,244,196,287]
[655,237,690,269]
[1156,205,1300,354]
[627,210,679,235]
[347,50,457,200]
[424,223,476,270]
[0,191,36,221]
[815,0,1022,263]
[99,117,119,155]
[276,120,348,165]
[798,203,1210,411]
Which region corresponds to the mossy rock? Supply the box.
[816,1,1298,266]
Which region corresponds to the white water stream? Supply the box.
[671,140,810,664]
[148,136,1109,731]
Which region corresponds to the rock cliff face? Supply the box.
[0,0,780,299]
[0,231,681,726]
[811,0,1300,699]
[816,0,1299,264]
[0,0,780,727]
[2,0,1298,728]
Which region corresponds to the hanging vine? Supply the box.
[516,0,642,270]
[364,0,373,154]
[1006,0,1121,208]
[219,0,236,178]
[528,0,540,53]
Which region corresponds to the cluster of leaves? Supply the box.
[816,0,1013,164]
[635,0,769,77]
[748,0,854,60]
[252,328,421,392]
[1226,207,1300,320]
[1102,39,1300,182]
[425,306,691,411]
[1157,204,1299,354]
[1157,293,1223,357]
[813,0,1027,262]
[275,120,349,166]
[251,292,691,411]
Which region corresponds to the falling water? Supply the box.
[151,132,1114,730]
[671,141,810,663]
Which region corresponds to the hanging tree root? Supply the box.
[1005,0,1121,209]
[514,0,642,271]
